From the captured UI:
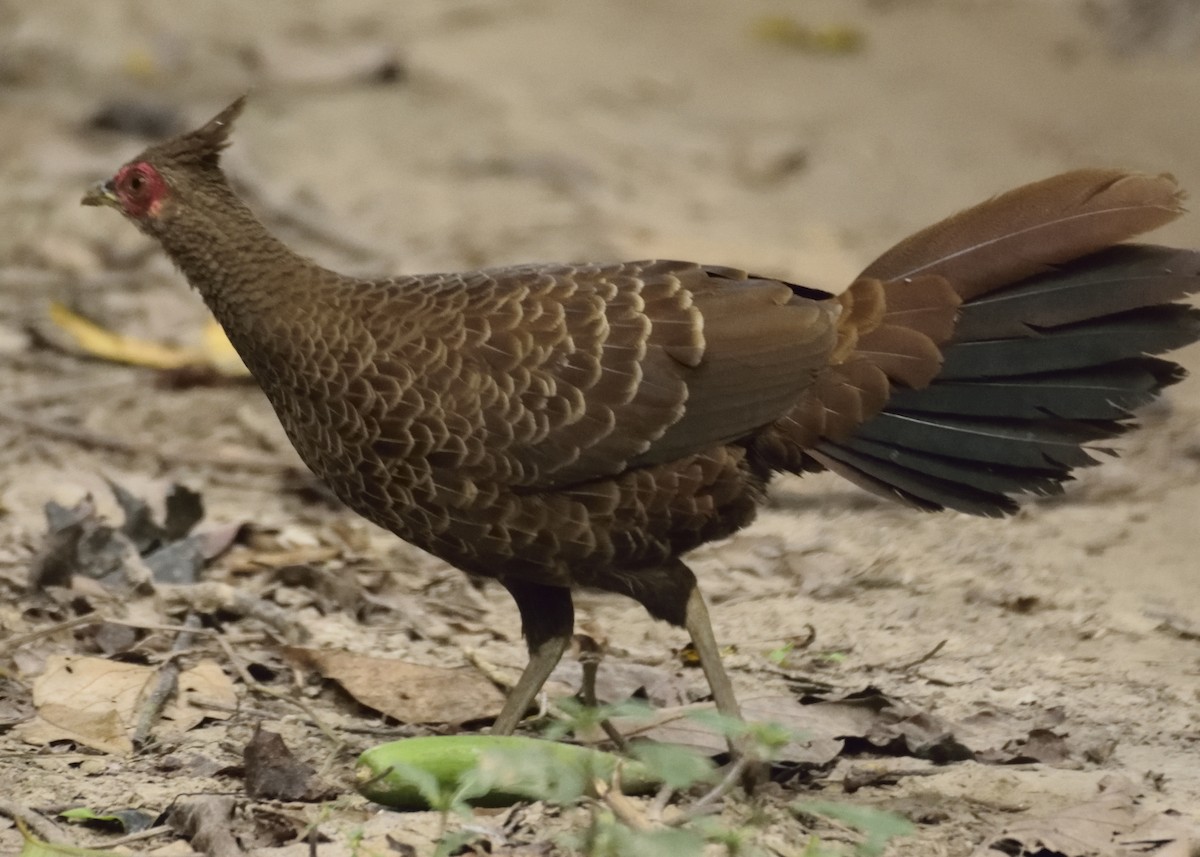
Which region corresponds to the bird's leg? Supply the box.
[678,570,766,789]
[626,560,764,786]
[491,579,574,735]
[682,584,744,725]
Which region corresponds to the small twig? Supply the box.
[199,698,395,733]
[214,634,342,746]
[670,756,751,825]
[594,769,652,832]
[576,639,630,753]
[89,823,174,849]
[461,646,519,692]
[461,646,580,727]
[0,801,70,845]
[895,639,947,671]
[0,616,240,659]
[0,615,97,656]
[648,783,676,822]
[132,612,201,748]
[842,764,941,794]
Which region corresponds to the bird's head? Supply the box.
[82,96,247,234]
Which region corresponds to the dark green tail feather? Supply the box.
[821,244,1200,515]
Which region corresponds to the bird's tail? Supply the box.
[760,170,1200,515]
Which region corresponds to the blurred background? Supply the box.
[2,1,1200,851]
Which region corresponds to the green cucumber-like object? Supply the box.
[355,735,660,809]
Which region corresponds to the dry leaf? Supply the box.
[48,303,248,377]
[610,695,845,765]
[15,655,235,754]
[974,778,1197,856]
[607,686,972,766]
[243,725,332,801]
[285,647,505,724]
[29,482,237,591]
[168,797,242,857]
[199,318,250,377]
[751,17,865,54]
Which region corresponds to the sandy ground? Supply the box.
[1,1,1199,855]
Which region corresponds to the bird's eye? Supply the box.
[128,173,145,193]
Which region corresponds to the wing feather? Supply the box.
[366,261,837,493]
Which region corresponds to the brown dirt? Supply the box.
[2,1,1199,855]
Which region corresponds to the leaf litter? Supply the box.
[2,451,1197,857]
[3,479,1196,857]
[283,645,506,725]
[972,776,1197,857]
[15,654,236,754]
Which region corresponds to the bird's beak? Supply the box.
[81,180,118,208]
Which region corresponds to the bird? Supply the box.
[84,96,1200,756]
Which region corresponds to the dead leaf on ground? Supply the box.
[960,706,1082,765]
[607,686,973,767]
[28,481,239,591]
[47,303,248,378]
[973,777,1197,856]
[751,16,865,54]
[14,654,235,754]
[600,696,826,766]
[284,647,505,724]
[243,725,333,802]
[109,480,203,552]
[169,796,243,857]
[607,697,838,765]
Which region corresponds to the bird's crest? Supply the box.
[144,95,247,171]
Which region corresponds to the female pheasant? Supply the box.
[84,97,1200,752]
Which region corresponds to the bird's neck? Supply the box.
[153,178,330,370]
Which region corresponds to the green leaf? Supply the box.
[767,643,794,666]
[542,697,655,741]
[629,742,716,790]
[16,821,126,857]
[57,808,153,833]
[685,708,749,739]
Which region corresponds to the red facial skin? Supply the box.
[112,162,168,219]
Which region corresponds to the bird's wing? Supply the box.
[373,260,838,491]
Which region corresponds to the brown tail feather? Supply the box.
[758,170,1200,513]
[862,169,1185,299]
